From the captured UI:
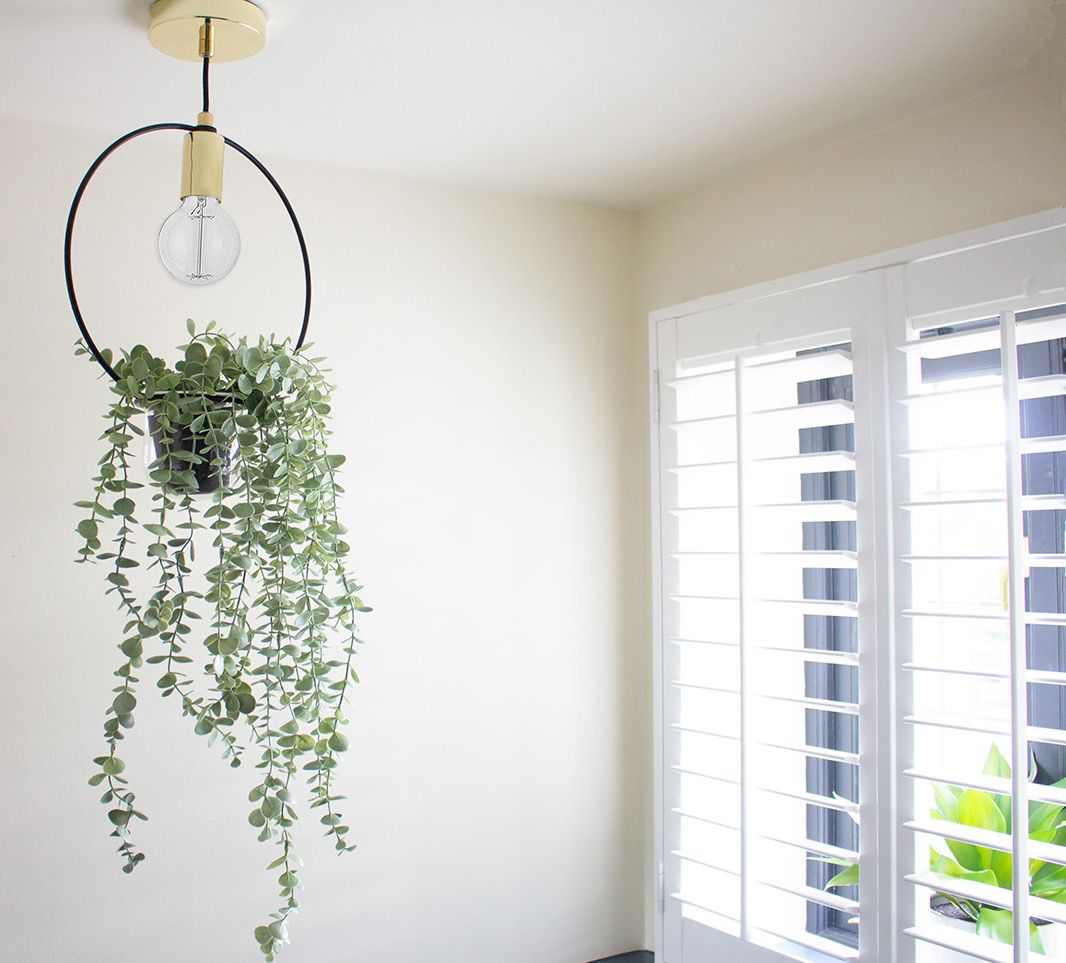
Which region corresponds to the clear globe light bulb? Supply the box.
[158,195,240,285]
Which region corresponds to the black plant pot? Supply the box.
[146,412,235,494]
[931,895,1056,934]
[930,898,973,923]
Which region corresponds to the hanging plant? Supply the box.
[74,322,369,960]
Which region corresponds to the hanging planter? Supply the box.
[75,325,370,960]
[65,5,370,959]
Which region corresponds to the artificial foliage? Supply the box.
[75,322,369,960]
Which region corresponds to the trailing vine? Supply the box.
[75,323,369,960]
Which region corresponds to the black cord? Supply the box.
[202,54,210,114]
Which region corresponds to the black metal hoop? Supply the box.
[64,122,312,383]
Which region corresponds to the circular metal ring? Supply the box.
[64,122,312,383]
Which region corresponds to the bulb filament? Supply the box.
[189,196,216,282]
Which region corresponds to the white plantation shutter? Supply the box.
[655,274,881,963]
[890,226,1066,963]
[651,211,1066,963]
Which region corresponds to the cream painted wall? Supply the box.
[640,74,1066,312]
[0,115,647,963]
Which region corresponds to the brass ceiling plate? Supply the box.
[148,0,266,63]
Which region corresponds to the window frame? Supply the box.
[648,207,1066,963]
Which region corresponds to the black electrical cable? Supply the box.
[64,123,313,383]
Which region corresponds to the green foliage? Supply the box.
[975,908,1042,952]
[826,745,1066,952]
[75,324,370,960]
[824,860,859,889]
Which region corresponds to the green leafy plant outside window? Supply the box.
[826,745,1066,952]
[75,323,370,960]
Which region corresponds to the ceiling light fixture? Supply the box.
[65,0,311,381]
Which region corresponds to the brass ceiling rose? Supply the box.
[148,0,266,63]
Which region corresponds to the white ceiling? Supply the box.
[0,0,1059,209]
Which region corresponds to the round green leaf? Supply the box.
[101,756,125,776]
[261,797,281,819]
[113,691,137,715]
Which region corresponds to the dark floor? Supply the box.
[588,953,653,963]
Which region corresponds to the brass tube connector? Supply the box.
[198,18,215,59]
